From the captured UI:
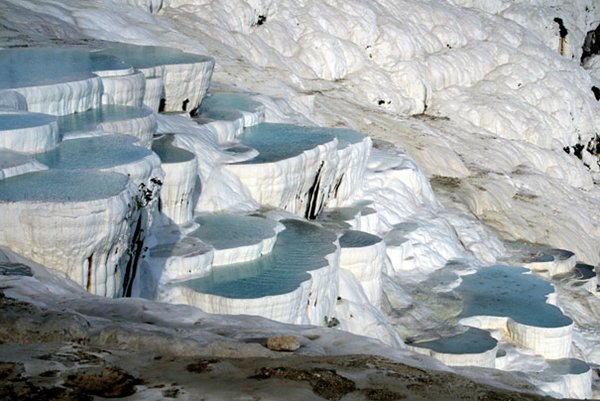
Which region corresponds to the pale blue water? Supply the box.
[57,104,152,134]
[339,230,381,248]
[0,170,129,202]
[152,135,195,164]
[0,149,34,169]
[190,214,279,250]
[412,327,497,354]
[35,134,152,170]
[0,112,56,130]
[181,219,337,298]
[547,358,590,375]
[94,44,212,71]
[196,109,244,122]
[236,123,336,164]
[200,93,263,113]
[458,265,572,328]
[0,48,129,89]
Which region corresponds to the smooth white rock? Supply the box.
[0,110,59,153]
[101,70,146,107]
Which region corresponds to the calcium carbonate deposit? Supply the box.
[0,0,599,399]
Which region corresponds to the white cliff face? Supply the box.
[100,70,146,107]
[0,170,137,297]
[224,124,371,218]
[151,134,198,225]
[338,230,384,306]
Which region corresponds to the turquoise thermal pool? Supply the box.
[0,47,130,89]
[180,219,337,298]
[57,104,152,134]
[0,111,56,131]
[94,44,212,72]
[35,134,152,170]
[457,265,573,328]
[411,327,498,355]
[189,214,279,250]
[200,93,264,114]
[0,170,130,202]
[152,135,195,164]
[236,123,336,164]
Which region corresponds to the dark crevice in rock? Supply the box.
[86,254,93,293]
[305,161,325,220]
[582,23,600,63]
[122,215,144,297]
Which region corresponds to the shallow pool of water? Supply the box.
[181,219,337,298]
[36,134,152,170]
[458,265,572,328]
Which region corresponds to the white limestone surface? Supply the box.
[199,92,266,127]
[506,319,573,360]
[151,134,198,225]
[458,266,574,359]
[338,230,385,306]
[142,76,164,111]
[224,124,370,218]
[0,110,59,153]
[100,70,146,107]
[336,269,405,348]
[59,105,157,148]
[194,117,244,144]
[159,219,339,326]
[95,44,215,112]
[522,249,577,278]
[0,170,137,297]
[148,236,214,282]
[534,358,593,400]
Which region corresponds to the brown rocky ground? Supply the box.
[0,289,565,401]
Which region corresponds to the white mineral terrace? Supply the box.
[224,123,370,219]
[521,248,578,278]
[534,358,593,399]
[199,92,266,127]
[0,110,59,153]
[0,48,116,115]
[0,25,597,397]
[338,229,384,306]
[94,44,215,112]
[193,110,246,142]
[408,327,499,368]
[160,219,339,325]
[145,235,214,285]
[189,214,283,266]
[458,265,574,359]
[58,104,157,148]
[35,134,162,186]
[151,134,197,225]
[0,170,136,297]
